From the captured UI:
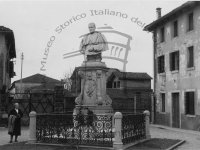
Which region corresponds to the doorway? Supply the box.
[172,93,180,128]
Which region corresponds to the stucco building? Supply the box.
[10,73,62,93]
[144,1,200,130]
[0,26,16,112]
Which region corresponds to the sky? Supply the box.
[0,0,187,82]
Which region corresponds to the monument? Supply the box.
[74,23,113,115]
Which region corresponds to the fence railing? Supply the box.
[36,113,113,147]
[29,110,150,150]
[122,113,146,145]
[0,92,56,126]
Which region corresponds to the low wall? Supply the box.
[155,112,170,126]
[181,114,200,131]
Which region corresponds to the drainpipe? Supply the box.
[153,7,161,123]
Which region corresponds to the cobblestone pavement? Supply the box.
[0,125,200,149]
[151,124,200,150]
[0,127,29,146]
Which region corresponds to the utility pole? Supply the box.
[20,52,24,93]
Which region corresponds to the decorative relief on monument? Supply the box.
[96,70,102,78]
[105,95,112,105]
[85,72,96,98]
[78,70,85,78]
[75,94,82,105]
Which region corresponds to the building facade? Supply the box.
[10,73,62,93]
[106,70,153,114]
[0,26,16,112]
[144,1,200,130]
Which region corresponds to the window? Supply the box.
[187,46,194,68]
[185,92,195,115]
[161,93,165,112]
[170,51,179,71]
[173,20,178,37]
[158,55,165,73]
[188,12,194,31]
[117,81,120,88]
[113,80,120,88]
[113,82,117,88]
[160,27,165,42]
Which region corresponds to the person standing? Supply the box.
[8,103,23,143]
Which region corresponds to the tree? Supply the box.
[62,69,73,91]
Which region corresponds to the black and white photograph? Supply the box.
[0,0,200,149]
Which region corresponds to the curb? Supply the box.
[151,124,200,136]
[166,140,185,150]
[0,141,27,146]
[27,142,114,150]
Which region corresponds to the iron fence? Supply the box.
[0,92,57,126]
[122,113,146,145]
[36,113,113,147]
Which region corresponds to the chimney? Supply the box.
[156,7,161,19]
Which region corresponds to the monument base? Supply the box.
[75,60,112,106]
[74,60,113,118]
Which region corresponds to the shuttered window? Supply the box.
[187,46,194,68]
[158,55,165,73]
[185,92,195,115]
[188,12,194,31]
[170,51,179,71]
[161,93,165,112]
[160,27,165,42]
[173,20,178,37]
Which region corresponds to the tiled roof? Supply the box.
[107,88,152,99]
[112,71,152,80]
[14,73,61,84]
[144,1,200,31]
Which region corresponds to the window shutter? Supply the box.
[190,92,195,115]
[190,47,194,67]
[162,56,164,72]
[177,51,179,70]
[184,93,187,114]
[170,53,172,71]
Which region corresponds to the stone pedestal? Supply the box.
[113,112,123,150]
[74,61,113,115]
[144,110,151,139]
[28,111,36,143]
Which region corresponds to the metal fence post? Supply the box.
[151,93,154,123]
[113,112,123,150]
[143,110,151,139]
[28,111,36,143]
[29,93,31,113]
